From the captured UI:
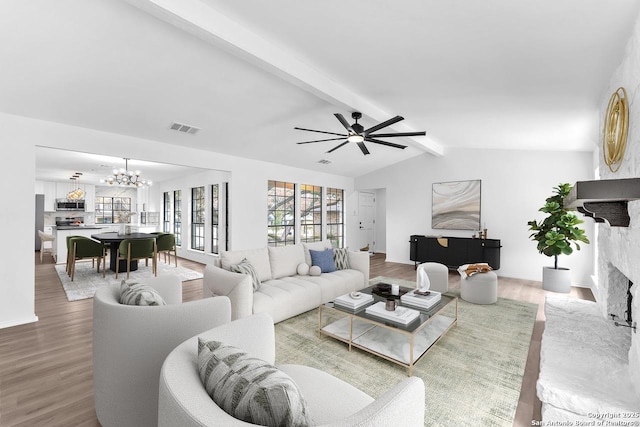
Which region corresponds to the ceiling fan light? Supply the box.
[347,134,364,143]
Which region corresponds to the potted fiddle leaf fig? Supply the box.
[527,183,590,292]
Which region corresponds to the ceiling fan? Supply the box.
[295,112,426,155]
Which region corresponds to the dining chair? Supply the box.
[69,237,107,281]
[116,238,157,279]
[155,233,177,267]
[37,230,55,263]
[66,235,94,275]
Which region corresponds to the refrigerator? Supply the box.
[35,194,44,251]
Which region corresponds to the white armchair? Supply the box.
[93,275,232,427]
[158,312,425,427]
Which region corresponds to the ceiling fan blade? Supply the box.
[294,127,347,137]
[297,137,349,145]
[364,115,404,134]
[357,141,370,155]
[369,131,426,138]
[365,137,407,150]
[326,140,349,153]
[334,113,355,133]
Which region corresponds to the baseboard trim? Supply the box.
[0,314,39,329]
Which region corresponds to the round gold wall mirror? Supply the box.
[603,87,629,173]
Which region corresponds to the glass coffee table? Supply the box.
[318,284,457,375]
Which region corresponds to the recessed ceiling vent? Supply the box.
[318,159,331,164]
[170,122,200,135]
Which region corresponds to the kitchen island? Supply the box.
[51,226,114,266]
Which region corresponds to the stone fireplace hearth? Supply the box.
[596,200,640,392]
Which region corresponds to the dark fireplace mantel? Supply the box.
[565,178,640,227]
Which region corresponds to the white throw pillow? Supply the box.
[220,247,272,282]
[309,265,322,276]
[296,263,309,276]
[119,280,166,306]
[268,244,306,279]
[198,339,313,426]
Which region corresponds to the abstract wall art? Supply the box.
[432,180,481,230]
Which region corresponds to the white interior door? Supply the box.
[358,192,375,251]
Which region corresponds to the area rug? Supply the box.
[274,276,537,427]
[54,261,203,301]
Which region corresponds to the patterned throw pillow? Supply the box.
[309,249,336,273]
[119,280,167,306]
[333,247,350,270]
[230,258,261,291]
[198,339,313,427]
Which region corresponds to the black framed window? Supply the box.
[95,197,131,224]
[191,186,205,251]
[267,180,295,246]
[300,184,322,243]
[174,190,182,246]
[211,184,219,254]
[163,192,171,232]
[326,187,344,248]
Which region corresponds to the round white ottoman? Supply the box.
[460,271,498,304]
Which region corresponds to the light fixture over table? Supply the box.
[100,158,152,187]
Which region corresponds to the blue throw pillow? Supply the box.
[309,249,336,273]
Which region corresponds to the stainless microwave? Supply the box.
[56,199,85,211]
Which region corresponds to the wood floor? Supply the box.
[0,252,593,426]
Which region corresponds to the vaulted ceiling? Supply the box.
[4,0,640,180]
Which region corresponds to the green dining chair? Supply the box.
[69,237,107,281]
[66,235,93,276]
[156,233,177,267]
[116,238,157,279]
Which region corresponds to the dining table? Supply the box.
[91,232,157,272]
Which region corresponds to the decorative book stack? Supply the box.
[400,290,442,310]
[334,293,374,310]
[365,302,420,325]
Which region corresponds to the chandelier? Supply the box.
[100,158,152,187]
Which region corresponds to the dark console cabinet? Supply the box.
[409,235,501,270]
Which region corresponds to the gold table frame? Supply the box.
[318,287,458,376]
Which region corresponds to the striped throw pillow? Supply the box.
[333,247,351,270]
[198,339,312,427]
[119,280,166,306]
[230,258,261,291]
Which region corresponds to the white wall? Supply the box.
[0,138,38,328]
[3,112,356,329]
[355,148,595,285]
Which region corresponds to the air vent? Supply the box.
[318,159,331,164]
[170,122,200,135]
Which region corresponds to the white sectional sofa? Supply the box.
[203,241,370,322]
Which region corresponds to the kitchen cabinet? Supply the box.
[140,212,159,225]
[84,185,95,212]
[43,181,57,212]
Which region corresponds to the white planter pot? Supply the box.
[542,266,571,293]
